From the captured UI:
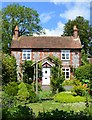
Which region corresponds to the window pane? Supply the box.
[62,54,65,59]
[27,54,30,59]
[66,69,69,71]
[66,72,69,78]
[23,54,26,59]
[66,54,69,59]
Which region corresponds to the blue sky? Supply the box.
[1,0,92,36]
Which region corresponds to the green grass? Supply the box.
[27,100,86,116]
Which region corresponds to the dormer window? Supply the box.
[22,49,31,60]
[61,50,70,60]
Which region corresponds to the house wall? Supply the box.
[11,48,81,80]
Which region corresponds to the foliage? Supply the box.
[2,104,35,120]
[22,60,34,84]
[2,54,17,84]
[17,82,29,103]
[72,80,88,96]
[37,109,92,120]
[2,3,44,53]
[81,49,89,65]
[25,83,39,103]
[2,82,38,104]
[51,56,65,93]
[75,64,92,81]
[62,80,75,86]
[63,16,92,55]
[3,82,19,96]
[54,92,89,103]
[38,90,53,100]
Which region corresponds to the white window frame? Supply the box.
[22,49,31,60]
[62,67,70,80]
[61,50,70,60]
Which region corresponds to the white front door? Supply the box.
[42,68,50,85]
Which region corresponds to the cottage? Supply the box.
[10,25,82,86]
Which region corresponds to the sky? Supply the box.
[1,0,92,36]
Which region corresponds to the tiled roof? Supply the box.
[11,36,82,49]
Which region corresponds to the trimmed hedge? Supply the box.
[54,92,88,103]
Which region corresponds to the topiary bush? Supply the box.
[54,92,89,103]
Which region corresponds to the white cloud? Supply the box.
[60,2,90,21]
[50,0,91,4]
[34,21,64,36]
[40,12,55,23]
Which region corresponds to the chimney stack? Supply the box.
[73,25,78,39]
[13,25,19,40]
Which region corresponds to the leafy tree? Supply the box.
[2,3,44,53]
[22,60,34,84]
[2,54,17,84]
[75,64,92,82]
[81,49,89,65]
[63,16,92,55]
[51,57,65,93]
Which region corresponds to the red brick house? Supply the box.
[10,25,82,85]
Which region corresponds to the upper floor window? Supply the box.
[61,50,70,60]
[22,49,31,60]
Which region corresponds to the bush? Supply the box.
[54,92,88,103]
[37,109,92,120]
[75,64,92,81]
[2,104,35,120]
[38,90,53,100]
[72,80,88,96]
[62,80,75,86]
[3,82,19,96]
[2,54,17,84]
[3,82,39,104]
[25,83,38,103]
[17,82,29,103]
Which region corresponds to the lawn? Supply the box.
[27,100,86,116]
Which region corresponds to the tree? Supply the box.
[75,64,92,82]
[22,60,34,84]
[2,54,17,84]
[2,3,44,53]
[51,57,65,93]
[63,16,92,55]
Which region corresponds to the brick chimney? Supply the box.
[73,25,78,39]
[13,25,19,40]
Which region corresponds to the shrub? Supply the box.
[37,109,92,120]
[72,80,88,96]
[17,82,29,103]
[3,82,19,96]
[25,83,38,103]
[54,92,88,103]
[38,90,53,100]
[75,64,92,81]
[3,82,39,104]
[62,79,75,86]
[2,104,35,120]
[2,54,17,84]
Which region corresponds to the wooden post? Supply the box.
[36,62,38,95]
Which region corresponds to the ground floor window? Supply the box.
[62,67,70,80]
